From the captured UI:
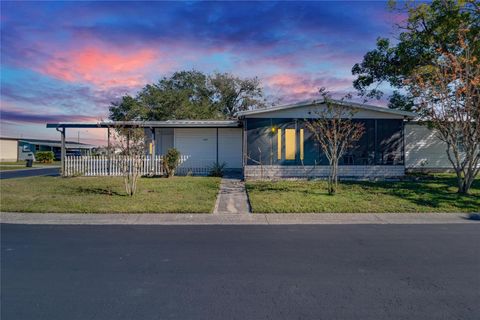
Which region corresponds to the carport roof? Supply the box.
[46,120,241,129]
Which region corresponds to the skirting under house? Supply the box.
[244,165,406,179]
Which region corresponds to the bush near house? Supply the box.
[209,162,226,177]
[164,148,181,177]
[35,151,54,163]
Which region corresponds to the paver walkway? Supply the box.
[214,177,251,214]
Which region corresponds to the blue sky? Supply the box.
[0,1,404,144]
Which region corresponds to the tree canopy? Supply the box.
[352,0,479,110]
[353,0,480,194]
[109,70,266,121]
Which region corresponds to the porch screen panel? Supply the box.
[246,118,273,165]
[375,119,404,165]
[285,129,296,160]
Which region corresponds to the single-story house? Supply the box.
[47,99,460,178]
[0,137,96,161]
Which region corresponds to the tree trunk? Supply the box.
[328,157,338,195]
[455,168,477,195]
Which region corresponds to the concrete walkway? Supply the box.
[213,178,251,214]
[1,212,478,225]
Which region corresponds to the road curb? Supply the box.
[1,212,477,225]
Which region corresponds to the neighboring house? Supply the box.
[0,137,96,161]
[0,137,19,161]
[47,99,462,178]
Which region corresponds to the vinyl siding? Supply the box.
[405,123,454,169]
[174,128,217,168]
[218,128,242,168]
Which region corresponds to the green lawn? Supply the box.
[0,176,221,213]
[0,161,28,165]
[246,174,480,213]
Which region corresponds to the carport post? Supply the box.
[56,127,66,176]
[107,127,111,175]
[150,127,156,172]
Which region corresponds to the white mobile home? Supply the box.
[47,100,462,178]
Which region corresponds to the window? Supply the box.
[285,129,296,160]
[276,127,304,162]
[300,129,304,160]
[277,128,282,160]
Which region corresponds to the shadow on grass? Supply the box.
[74,186,126,197]
[342,176,479,211]
[248,175,479,212]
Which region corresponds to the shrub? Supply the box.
[209,162,226,177]
[35,151,54,163]
[164,148,181,177]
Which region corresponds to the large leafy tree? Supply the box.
[109,70,218,121]
[109,95,146,121]
[209,72,266,118]
[352,0,479,194]
[352,0,479,110]
[109,70,265,121]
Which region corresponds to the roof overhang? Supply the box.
[18,141,96,149]
[46,120,242,129]
[237,99,418,119]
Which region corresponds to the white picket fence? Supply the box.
[64,155,212,177]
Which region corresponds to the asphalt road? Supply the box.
[1,224,479,320]
[0,167,60,179]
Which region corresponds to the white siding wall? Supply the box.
[218,128,242,168]
[405,123,453,169]
[0,139,18,161]
[174,128,217,168]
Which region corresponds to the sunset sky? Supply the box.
[1,1,405,145]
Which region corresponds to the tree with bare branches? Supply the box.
[353,0,479,194]
[405,28,480,194]
[111,124,146,196]
[305,91,365,194]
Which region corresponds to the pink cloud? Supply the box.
[265,73,352,95]
[265,73,353,103]
[37,46,160,88]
